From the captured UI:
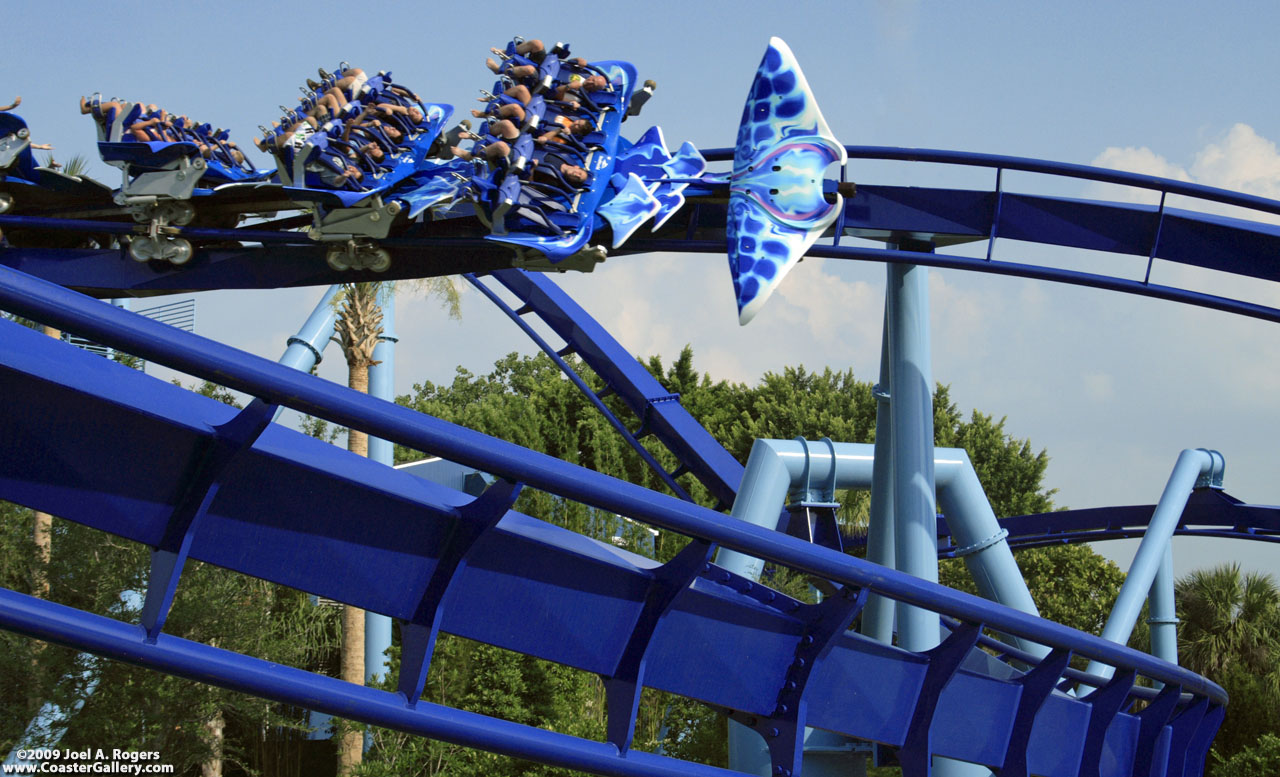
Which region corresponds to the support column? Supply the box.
[279,286,341,373]
[861,313,895,643]
[279,286,340,741]
[1148,545,1179,682]
[889,246,988,777]
[718,442,865,776]
[887,247,939,653]
[366,287,396,688]
[1086,449,1215,680]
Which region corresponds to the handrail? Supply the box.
[0,264,1228,705]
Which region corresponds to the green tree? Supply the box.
[1177,565,1279,680]
[1176,565,1280,761]
[0,379,341,776]
[1212,733,1280,777]
[391,347,1066,771]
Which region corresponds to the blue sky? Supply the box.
[6,1,1278,577]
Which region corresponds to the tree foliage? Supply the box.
[0,380,341,776]
[1212,733,1280,777]
[1175,565,1280,762]
[391,347,1068,772]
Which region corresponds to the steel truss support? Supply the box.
[399,479,523,705]
[605,538,717,753]
[140,398,276,642]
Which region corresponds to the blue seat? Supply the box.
[346,123,398,157]
[535,57,561,94]
[490,174,524,234]
[522,153,590,200]
[523,95,547,130]
[519,179,576,210]
[97,141,201,168]
[510,134,534,172]
[297,134,365,192]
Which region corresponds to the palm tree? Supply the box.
[43,153,91,178]
[33,323,60,602]
[329,277,460,773]
[1176,563,1280,679]
[1175,563,1280,760]
[329,282,383,775]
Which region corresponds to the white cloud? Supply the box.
[1090,145,1192,204]
[1188,123,1280,200]
[927,271,994,363]
[1090,123,1280,224]
[775,260,880,348]
[1067,124,1280,531]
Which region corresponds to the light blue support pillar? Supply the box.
[717,440,863,777]
[716,435,1036,775]
[280,285,340,740]
[279,285,341,373]
[861,316,895,643]
[1148,546,1179,684]
[713,437,792,583]
[1086,449,1219,679]
[886,255,939,653]
[365,287,396,688]
[717,442,790,777]
[890,249,988,777]
[935,450,1047,659]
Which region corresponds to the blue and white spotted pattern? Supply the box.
[727,37,846,324]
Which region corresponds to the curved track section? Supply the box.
[0,265,1230,777]
[3,145,1279,324]
[937,488,1280,556]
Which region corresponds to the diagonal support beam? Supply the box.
[1133,682,1180,777]
[1079,668,1137,777]
[999,647,1073,777]
[465,272,694,502]
[605,538,716,754]
[1183,702,1224,777]
[140,398,276,643]
[898,621,982,777]
[1163,696,1211,777]
[757,584,869,777]
[398,478,522,707]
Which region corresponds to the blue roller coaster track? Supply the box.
[0,36,1277,777]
